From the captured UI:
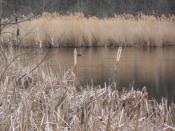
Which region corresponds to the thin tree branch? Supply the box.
[0,52,30,81]
[18,50,49,79]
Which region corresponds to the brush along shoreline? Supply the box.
[0,67,174,131]
[1,12,175,48]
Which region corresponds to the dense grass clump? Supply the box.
[1,12,175,47]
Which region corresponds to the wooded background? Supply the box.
[0,0,175,17]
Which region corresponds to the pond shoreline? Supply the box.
[1,44,175,48]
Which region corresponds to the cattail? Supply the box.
[142,86,148,98]
[51,37,54,46]
[39,40,42,48]
[36,27,42,47]
[74,48,77,67]
[116,46,122,63]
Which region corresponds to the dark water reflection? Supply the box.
[12,47,175,101]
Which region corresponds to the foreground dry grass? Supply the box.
[1,13,175,47]
[0,58,175,131]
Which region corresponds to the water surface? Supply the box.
[12,47,175,101]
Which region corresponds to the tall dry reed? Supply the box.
[1,12,175,47]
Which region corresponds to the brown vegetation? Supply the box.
[1,12,175,47]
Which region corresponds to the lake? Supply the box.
[12,47,175,102]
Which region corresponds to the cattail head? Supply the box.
[74,48,77,67]
[116,46,122,63]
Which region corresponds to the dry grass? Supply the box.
[1,12,175,47]
[0,49,174,131]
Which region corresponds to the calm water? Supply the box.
[12,47,175,101]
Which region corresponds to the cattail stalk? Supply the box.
[16,17,20,45]
[74,48,77,67]
[116,47,122,63]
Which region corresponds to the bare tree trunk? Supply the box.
[14,0,19,45]
[42,0,44,12]
[0,18,1,35]
[0,0,2,35]
[16,17,20,45]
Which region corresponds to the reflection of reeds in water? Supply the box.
[1,12,175,47]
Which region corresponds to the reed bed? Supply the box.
[0,50,174,131]
[1,12,175,47]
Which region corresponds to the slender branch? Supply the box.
[0,50,49,82]
[19,50,49,79]
[0,52,30,81]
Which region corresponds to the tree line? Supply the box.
[0,0,175,17]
